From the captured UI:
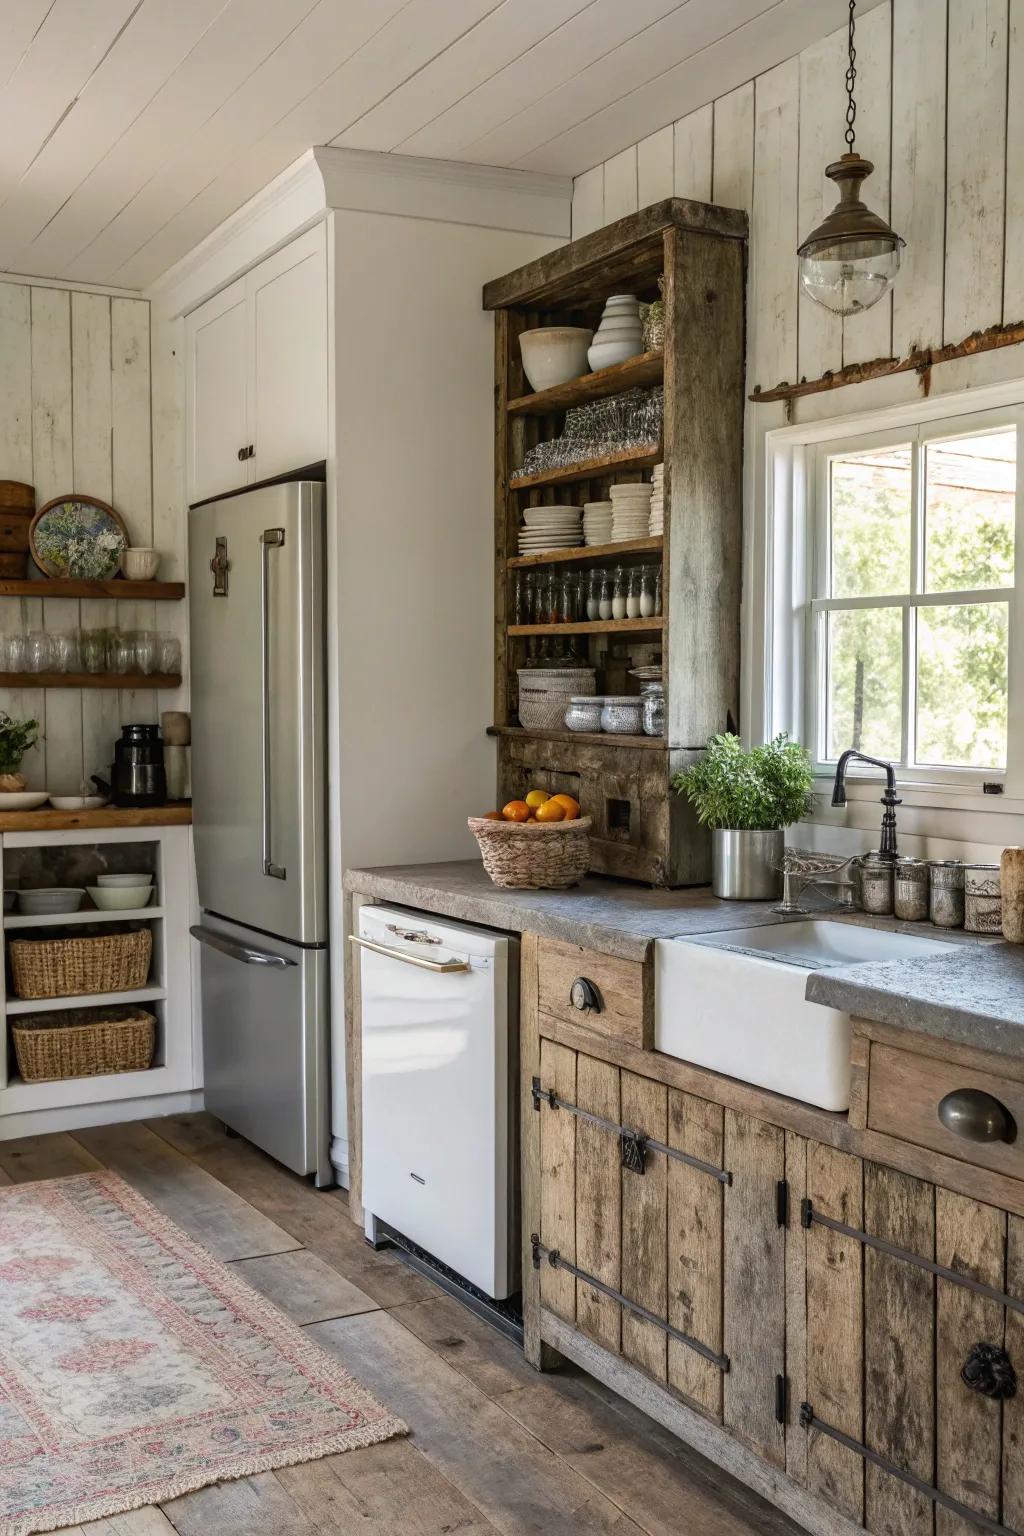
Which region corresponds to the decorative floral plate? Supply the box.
[30,495,128,579]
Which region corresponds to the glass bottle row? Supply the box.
[514,564,662,626]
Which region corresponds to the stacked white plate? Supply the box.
[650,462,664,535]
[582,500,613,545]
[518,504,582,555]
[609,482,652,542]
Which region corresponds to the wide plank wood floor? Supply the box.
[0,1114,804,1536]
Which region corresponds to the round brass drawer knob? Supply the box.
[569,976,602,1014]
[937,1088,1016,1145]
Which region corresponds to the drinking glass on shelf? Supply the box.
[50,632,79,673]
[79,628,107,673]
[108,631,134,674]
[158,633,181,675]
[25,631,52,672]
[0,631,25,672]
[134,630,158,676]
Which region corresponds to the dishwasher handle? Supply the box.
[349,933,470,974]
[191,924,297,968]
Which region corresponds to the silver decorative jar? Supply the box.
[860,853,895,915]
[893,857,929,921]
[711,828,784,900]
[964,863,1002,934]
[929,860,965,928]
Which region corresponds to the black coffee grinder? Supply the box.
[109,724,167,807]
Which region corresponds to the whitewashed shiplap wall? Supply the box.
[572,0,1024,395]
[0,280,185,794]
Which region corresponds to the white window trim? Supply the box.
[756,372,1024,814]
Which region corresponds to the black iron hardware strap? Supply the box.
[531,1236,730,1371]
[532,1078,731,1184]
[800,1403,1017,1536]
[801,1199,1024,1317]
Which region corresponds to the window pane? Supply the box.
[826,607,903,761]
[916,602,1008,768]
[829,445,912,597]
[924,429,1016,592]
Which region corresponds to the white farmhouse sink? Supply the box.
[655,920,957,1111]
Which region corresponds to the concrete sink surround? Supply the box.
[655,920,958,1111]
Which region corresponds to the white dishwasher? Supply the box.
[355,905,519,1301]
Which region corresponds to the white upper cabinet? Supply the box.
[185,224,328,504]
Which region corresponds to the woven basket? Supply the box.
[11,1005,156,1082]
[469,815,591,890]
[9,925,152,1000]
[517,668,595,731]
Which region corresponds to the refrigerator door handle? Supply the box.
[350,933,471,974]
[191,923,297,967]
[260,527,287,881]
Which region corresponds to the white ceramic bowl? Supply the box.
[18,888,85,915]
[588,338,642,370]
[48,795,108,811]
[0,791,49,810]
[121,547,160,581]
[95,872,153,888]
[519,327,593,392]
[88,885,153,911]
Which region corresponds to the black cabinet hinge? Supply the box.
[801,1196,814,1229]
[620,1129,648,1174]
[530,1232,541,1269]
[775,1374,788,1424]
[776,1179,789,1227]
[531,1076,557,1111]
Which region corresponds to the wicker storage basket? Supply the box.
[9,925,153,1000]
[469,815,591,890]
[11,1005,156,1082]
[516,668,595,731]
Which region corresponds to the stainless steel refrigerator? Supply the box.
[189,479,331,1186]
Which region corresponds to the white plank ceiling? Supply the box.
[0,0,882,290]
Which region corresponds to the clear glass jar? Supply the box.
[639,565,657,618]
[611,566,628,620]
[626,567,642,619]
[598,569,613,620]
[25,631,51,672]
[108,631,134,674]
[50,631,79,673]
[654,563,663,616]
[538,571,558,626]
[586,568,602,620]
[641,681,664,736]
[79,629,106,673]
[557,571,577,624]
[158,634,182,674]
[134,630,158,676]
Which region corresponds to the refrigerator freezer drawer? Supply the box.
[193,916,330,1183]
[358,905,519,1301]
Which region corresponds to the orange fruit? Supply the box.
[534,798,566,822]
[551,794,581,820]
[502,799,531,823]
[525,789,550,810]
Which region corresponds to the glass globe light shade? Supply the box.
[798,154,905,316]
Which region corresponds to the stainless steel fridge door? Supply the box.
[192,916,330,1183]
[190,481,326,945]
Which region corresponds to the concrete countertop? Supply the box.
[345,859,1024,1060]
[345,860,791,961]
[806,943,1024,1058]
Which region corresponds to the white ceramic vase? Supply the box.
[588,294,643,370]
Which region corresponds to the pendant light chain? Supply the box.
[845,0,858,150]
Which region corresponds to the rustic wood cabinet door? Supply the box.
[790,1140,1024,1536]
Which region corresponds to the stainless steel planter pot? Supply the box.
[711,828,784,900]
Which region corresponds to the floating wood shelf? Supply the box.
[488,724,668,751]
[509,535,662,569]
[0,671,181,689]
[0,805,191,831]
[0,579,185,600]
[508,447,660,492]
[508,618,663,638]
[507,351,664,415]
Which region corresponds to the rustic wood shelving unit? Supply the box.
[485,198,747,886]
[0,672,182,690]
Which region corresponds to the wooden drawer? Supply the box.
[868,1041,1024,1183]
[537,936,652,1049]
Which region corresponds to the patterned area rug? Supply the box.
[0,1171,405,1536]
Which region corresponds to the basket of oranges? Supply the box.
[469,790,590,890]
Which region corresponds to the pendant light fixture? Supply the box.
[797,0,904,316]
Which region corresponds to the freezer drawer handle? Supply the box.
[260,527,287,881]
[349,933,470,974]
[190,924,296,968]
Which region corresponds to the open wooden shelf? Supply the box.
[5,905,163,929]
[509,446,660,492]
[0,579,185,600]
[507,351,664,415]
[488,724,667,751]
[510,535,662,569]
[0,671,181,689]
[508,618,663,638]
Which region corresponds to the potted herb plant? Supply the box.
[674,733,814,899]
[0,711,40,792]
